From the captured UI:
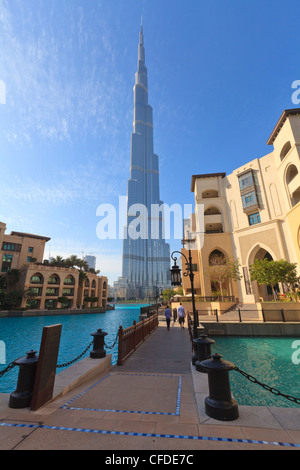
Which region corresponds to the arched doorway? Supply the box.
[249,247,278,301]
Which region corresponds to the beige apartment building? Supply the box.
[183,108,300,303]
[0,222,50,271]
[0,222,108,309]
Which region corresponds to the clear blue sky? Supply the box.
[0,0,299,284]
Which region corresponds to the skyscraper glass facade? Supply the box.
[120,25,170,298]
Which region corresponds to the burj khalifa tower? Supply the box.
[120,24,170,299]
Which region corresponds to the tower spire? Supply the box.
[136,21,147,88]
[139,17,144,46]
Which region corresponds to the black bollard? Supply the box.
[194,334,215,372]
[192,334,205,365]
[9,350,39,409]
[200,353,239,421]
[90,329,107,358]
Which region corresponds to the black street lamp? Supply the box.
[170,244,199,340]
[170,258,181,286]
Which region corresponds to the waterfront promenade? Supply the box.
[0,320,300,451]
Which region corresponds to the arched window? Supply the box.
[91,279,96,288]
[48,274,60,285]
[64,275,75,285]
[30,273,44,284]
[286,164,299,185]
[208,249,226,265]
[280,141,292,161]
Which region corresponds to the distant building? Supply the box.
[0,222,50,272]
[83,255,96,271]
[0,222,108,309]
[17,265,108,310]
[183,108,300,303]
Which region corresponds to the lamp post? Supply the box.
[170,246,199,340]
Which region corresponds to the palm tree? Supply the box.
[78,270,88,286]
[76,259,89,271]
[78,270,88,308]
[65,255,81,268]
[50,255,66,267]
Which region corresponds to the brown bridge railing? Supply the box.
[117,312,159,365]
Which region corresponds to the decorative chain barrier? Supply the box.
[104,331,119,350]
[234,366,300,405]
[57,330,120,368]
[0,361,16,378]
[0,342,96,376]
[56,340,94,369]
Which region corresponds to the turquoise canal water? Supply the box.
[211,336,300,408]
[0,304,145,393]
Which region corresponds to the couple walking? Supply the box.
[164,303,185,330]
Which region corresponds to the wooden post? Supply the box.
[238,308,242,323]
[133,320,137,350]
[117,326,123,366]
[30,324,62,411]
[215,309,219,323]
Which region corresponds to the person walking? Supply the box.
[173,307,177,324]
[164,305,172,330]
[177,303,186,330]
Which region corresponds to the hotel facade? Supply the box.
[0,222,108,310]
[183,108,300,303]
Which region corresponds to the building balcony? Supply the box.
[242,202,260,214]
[240,183,255,196]
[204,214,222,225]
[201,189,219,199]
[205,222,223,234]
